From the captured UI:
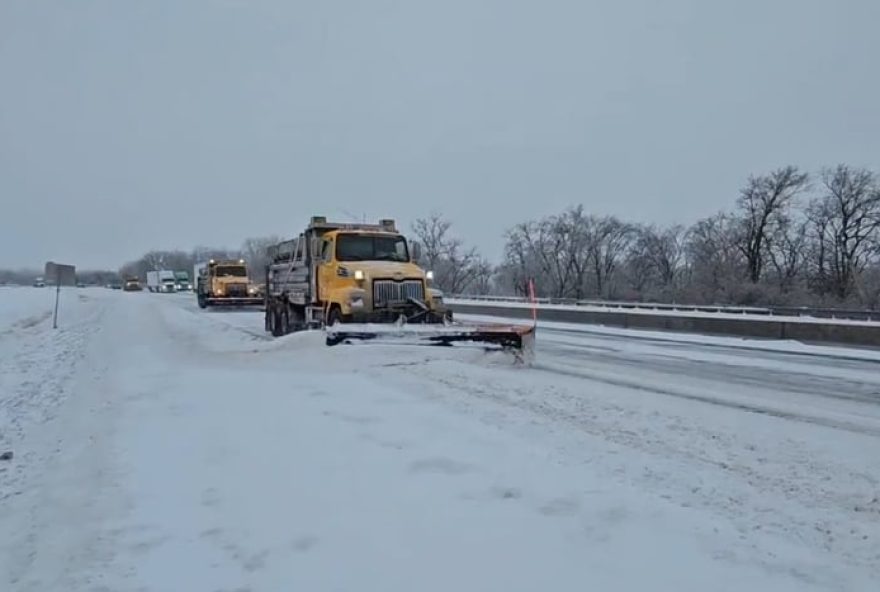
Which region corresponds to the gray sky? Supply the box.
[2,0,878,270]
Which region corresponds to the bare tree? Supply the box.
[122,250,194,282]
[191,246,240,265]
[640,224,685,296]
[241,235,283,282]
[411,213,451,273]
[623,228,656,300]
[502,219,571,297]
[588,216,634,299]
[501,207,598,299]
[735,166,809,283]
[463,257,495,295]
[685,213,743,303]
[411,213,484,294]
[766,216,808,294]
[501,223,540,296]
[807,165,880,300]
[558,206,594,299]
[141,251,168,272]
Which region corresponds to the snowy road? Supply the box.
[1,288,878,591]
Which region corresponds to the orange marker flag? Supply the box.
[528,279,537,327]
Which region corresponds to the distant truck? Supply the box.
[195,259,262,308]
[174,271,192,292]
[33,277,46,287]
[123,277,143,291]
[146,270,177,293]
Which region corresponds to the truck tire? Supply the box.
[197,292,207,309]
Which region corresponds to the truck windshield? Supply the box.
[336,235,409,262]
[215,266,247,277]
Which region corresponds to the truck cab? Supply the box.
[315,227,444,323]
[174,271,192,291]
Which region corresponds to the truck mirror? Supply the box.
[411,241,422,262]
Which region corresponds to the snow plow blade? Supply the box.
[325,322,536,360]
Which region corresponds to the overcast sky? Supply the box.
[2,0,878,270]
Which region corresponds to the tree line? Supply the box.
[118,236,283,284]
[412,164,880,309]
[29,163,879,310]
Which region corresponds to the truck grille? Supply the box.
[225,283,248,297]
[373,280,424,307]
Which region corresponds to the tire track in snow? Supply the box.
[533,355,880,438]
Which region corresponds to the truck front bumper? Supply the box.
[206,296,264,306]
[349,307,449,324]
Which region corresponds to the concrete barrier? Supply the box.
[450,303,880,348]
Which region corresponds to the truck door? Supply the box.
[316,238,335,304]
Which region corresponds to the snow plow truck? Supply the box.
[195,259,263,308]
[264,216,535,357]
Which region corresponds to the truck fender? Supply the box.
[324,287,367,316]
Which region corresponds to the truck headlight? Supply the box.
[354,270,365,281]
[426,270,435,281]
[248,286,258,295]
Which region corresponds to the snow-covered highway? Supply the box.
[1,288,878,591]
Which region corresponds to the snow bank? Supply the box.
[2,292,878,591]
[0,287,105,498]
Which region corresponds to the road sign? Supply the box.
[44,261,76,328]
[45,261,76,286]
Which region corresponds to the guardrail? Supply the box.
[447,295,880,323]
[447,300,880,348]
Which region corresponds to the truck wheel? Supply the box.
[197,293,207,309]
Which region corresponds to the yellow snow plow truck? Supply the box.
[196,259,263,308]
[264,217,534,357]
